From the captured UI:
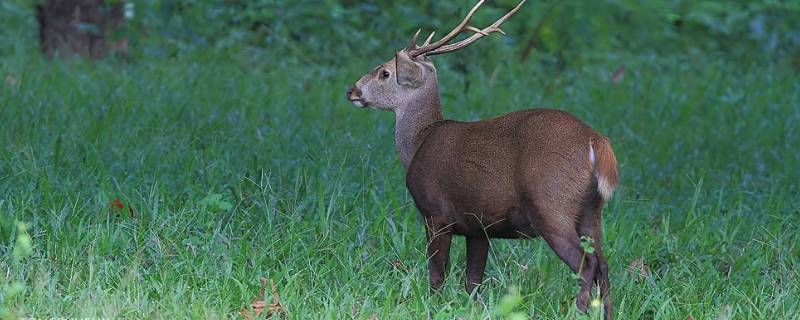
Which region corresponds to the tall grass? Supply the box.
[1,10,799,319]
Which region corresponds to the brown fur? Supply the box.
[591,135,619,201]
[346,3,618,318]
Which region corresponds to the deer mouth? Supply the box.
[349,99,369,108]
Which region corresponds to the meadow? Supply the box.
[1,1,799,319]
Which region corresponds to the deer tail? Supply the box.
[590,135,618,202]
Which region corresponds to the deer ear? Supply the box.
[395,50,423,87]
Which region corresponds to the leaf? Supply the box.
[241,277,285,320]
[200,193,233,212]
[715,305,733,320]
[388,259,406,272]
[4,75,18,86]
[498,286,523,315]
[626,257,652,282]
[110,198,135,218]
[12,222,33,262]
[611,65,625,84]
[111,198,125,210]
[580,236,595,254]
[242,300,268,320]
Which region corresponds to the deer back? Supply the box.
[406,109,604,223]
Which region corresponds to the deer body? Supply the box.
[408,109,602,240]
[347,1,617,319]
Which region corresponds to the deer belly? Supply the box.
[452,205,539,239]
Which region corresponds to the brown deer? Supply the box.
[346,1,618,318]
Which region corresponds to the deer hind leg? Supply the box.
[526,201,597,313]
[465,236,489,295]
[577,198,612,319]
[425,217,453,291]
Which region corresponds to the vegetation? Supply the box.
[1,0,798,319]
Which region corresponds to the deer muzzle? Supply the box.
[346,86,367,108]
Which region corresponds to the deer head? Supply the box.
[346,0,527,113]
[346,50,438,111]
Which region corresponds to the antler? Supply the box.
[406,0,526,58]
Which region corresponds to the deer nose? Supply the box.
[346,86,362,100]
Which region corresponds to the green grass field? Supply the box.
[2,15,800,320]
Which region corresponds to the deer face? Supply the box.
[347,50,436,112]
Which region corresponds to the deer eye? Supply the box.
[381,70,390,79]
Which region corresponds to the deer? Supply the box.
[345,1,618,318]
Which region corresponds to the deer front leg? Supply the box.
[426,221,453,291]
[465,237,489,295]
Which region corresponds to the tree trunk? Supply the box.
[36,0,128,59]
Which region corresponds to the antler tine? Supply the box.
[407,0,487,57]
[409,28,422,49]
[426,0,526,56]
[422,31,436,46]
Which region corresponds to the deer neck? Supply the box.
[394,86,443,169]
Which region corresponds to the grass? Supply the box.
[1,21,799,320]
